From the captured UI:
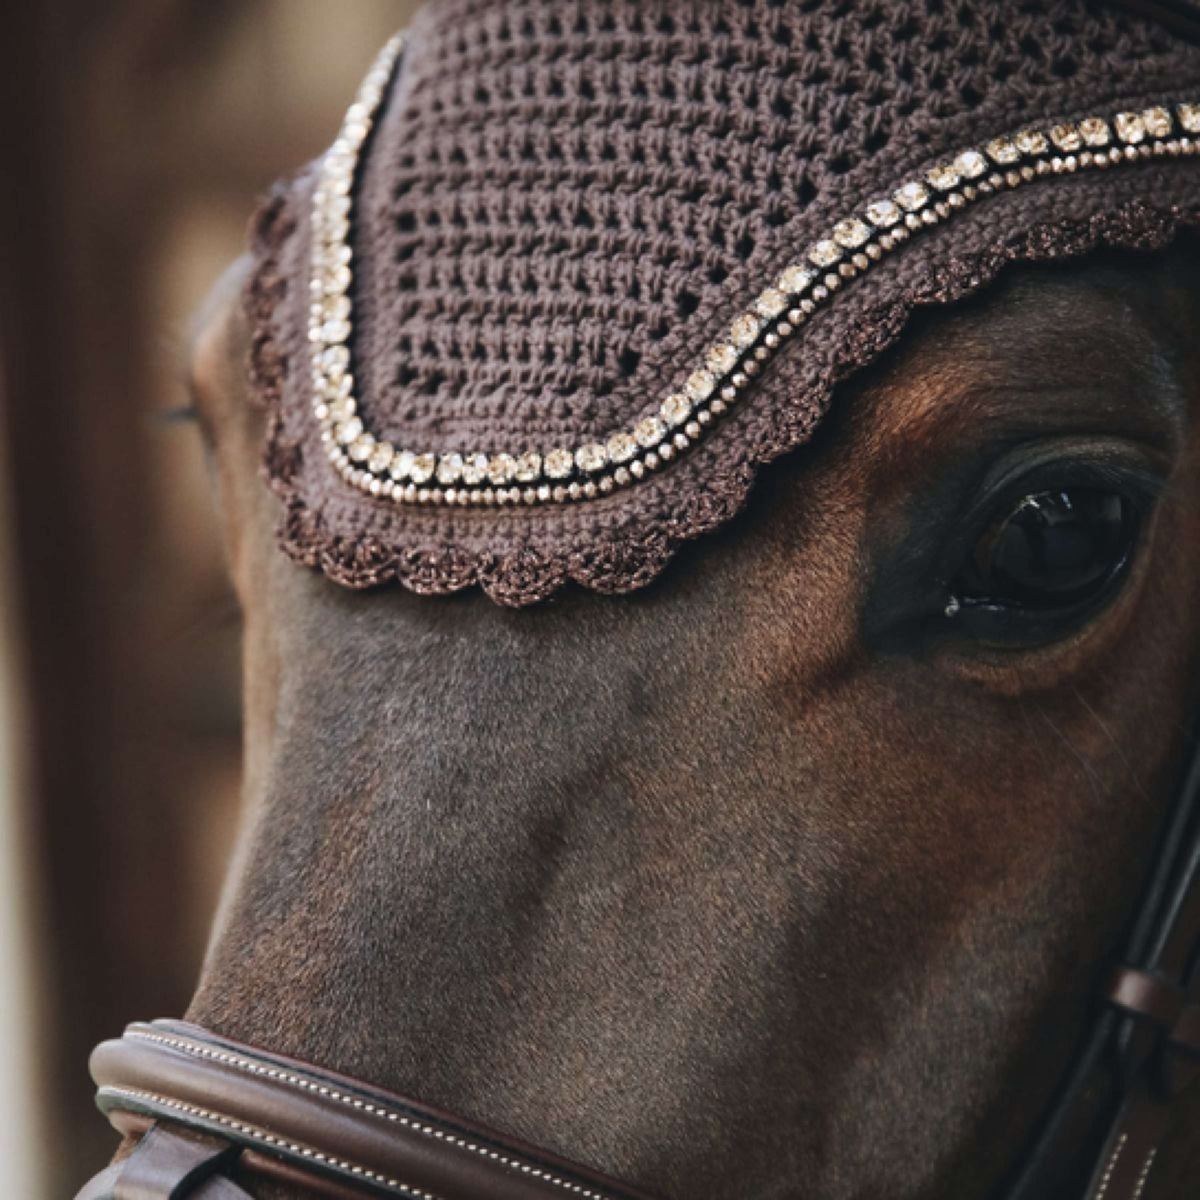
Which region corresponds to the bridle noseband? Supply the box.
[76,1021,659,1200]
[74,727,1200,1200]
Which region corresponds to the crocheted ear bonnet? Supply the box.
[246,0,1200,606]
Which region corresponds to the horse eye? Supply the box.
[954,488,1139,614]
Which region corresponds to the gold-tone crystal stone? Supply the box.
[328,395,356,423]
[954,149,988,178]
[544,448,574,479]
[986,137,1020,165]
[778,264,814,294]
[685,369,716,401]
[755,288,788,319]
[926,164,960,191]
[607,432,637,463]
[367,442,394,474]
[389,450,416,481]
[488,453,517,485]
[706,343,738,375]
[461,453,489,485]
[895,180,929,211]
[336,417,363,445]
[635,415,666,447]
[832,218,871,248]
[348,434,375,463]
[808,239,842,267]
[324,264,352,295]
[1049,124,1082,152]
[660,393,693,427]
[865,198,902,227]
[575,443,607,473]
[436,453,464,485]
[324,294,352,322]
[1115,112,1146,144]
[1142,106,1172,138]
[1014,129,1048,155]
[409,454,436,485]
[1179,103,1200,133]
[730,312,762,348]
[321,345,350,376]
[515,451,542,482]
[1079,117,1111,146]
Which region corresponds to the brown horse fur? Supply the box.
[176,243,1200,1199]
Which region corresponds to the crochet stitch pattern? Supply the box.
[247,0,1200,605]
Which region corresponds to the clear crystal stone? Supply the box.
[367,442,394,474]
[409,454,436,485]
[336,417,363,445]
[575,443,608,473]
[607,432,637,463]
[865,198,902,227]
[436,453,464,485]
[954,149,988,178]
[660,393,692,427]
[895,181,929,211]
[515,451,542,482]
[389,450,416,481]
[706,343,738,375]
[1115,112,1146,144]
[730,312,763,348]
[808,239,842,267]
[754,288,788,319]
[488,454,516,485]
[832,218,871,248]
[777,264,814,294]
[461,453,489,485]
[635,415,666,447]
[544,448,574,479]
[1079,117,1111,146]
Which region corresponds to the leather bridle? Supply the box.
[74,721,1200,1200]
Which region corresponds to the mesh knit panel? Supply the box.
[248,0,1200,604]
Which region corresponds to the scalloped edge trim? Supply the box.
[251,165,1200,605]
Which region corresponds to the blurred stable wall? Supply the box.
[0,3,418,1193]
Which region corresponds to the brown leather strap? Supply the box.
[74,1125,253,1200]
[1002,728,1200,1200]
[85,1021,662,1200]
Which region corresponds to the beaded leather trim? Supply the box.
[309,34,1200,510]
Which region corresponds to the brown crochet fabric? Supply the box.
[247,0,1200,606]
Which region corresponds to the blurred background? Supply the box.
[0,3,418,1194]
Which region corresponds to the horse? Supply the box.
[73,236,1200,1200]
[75,3,1200,1196]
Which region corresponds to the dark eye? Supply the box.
[952,488,1139,617]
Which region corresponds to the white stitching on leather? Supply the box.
[1132,1147,1157,1200]
[99,1086,439,1200]
[1094,1132,1127,1200]
[125,1029,617,1199]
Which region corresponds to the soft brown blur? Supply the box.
[0,4,418,1194]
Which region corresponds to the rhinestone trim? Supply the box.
[310,37,1200,509]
